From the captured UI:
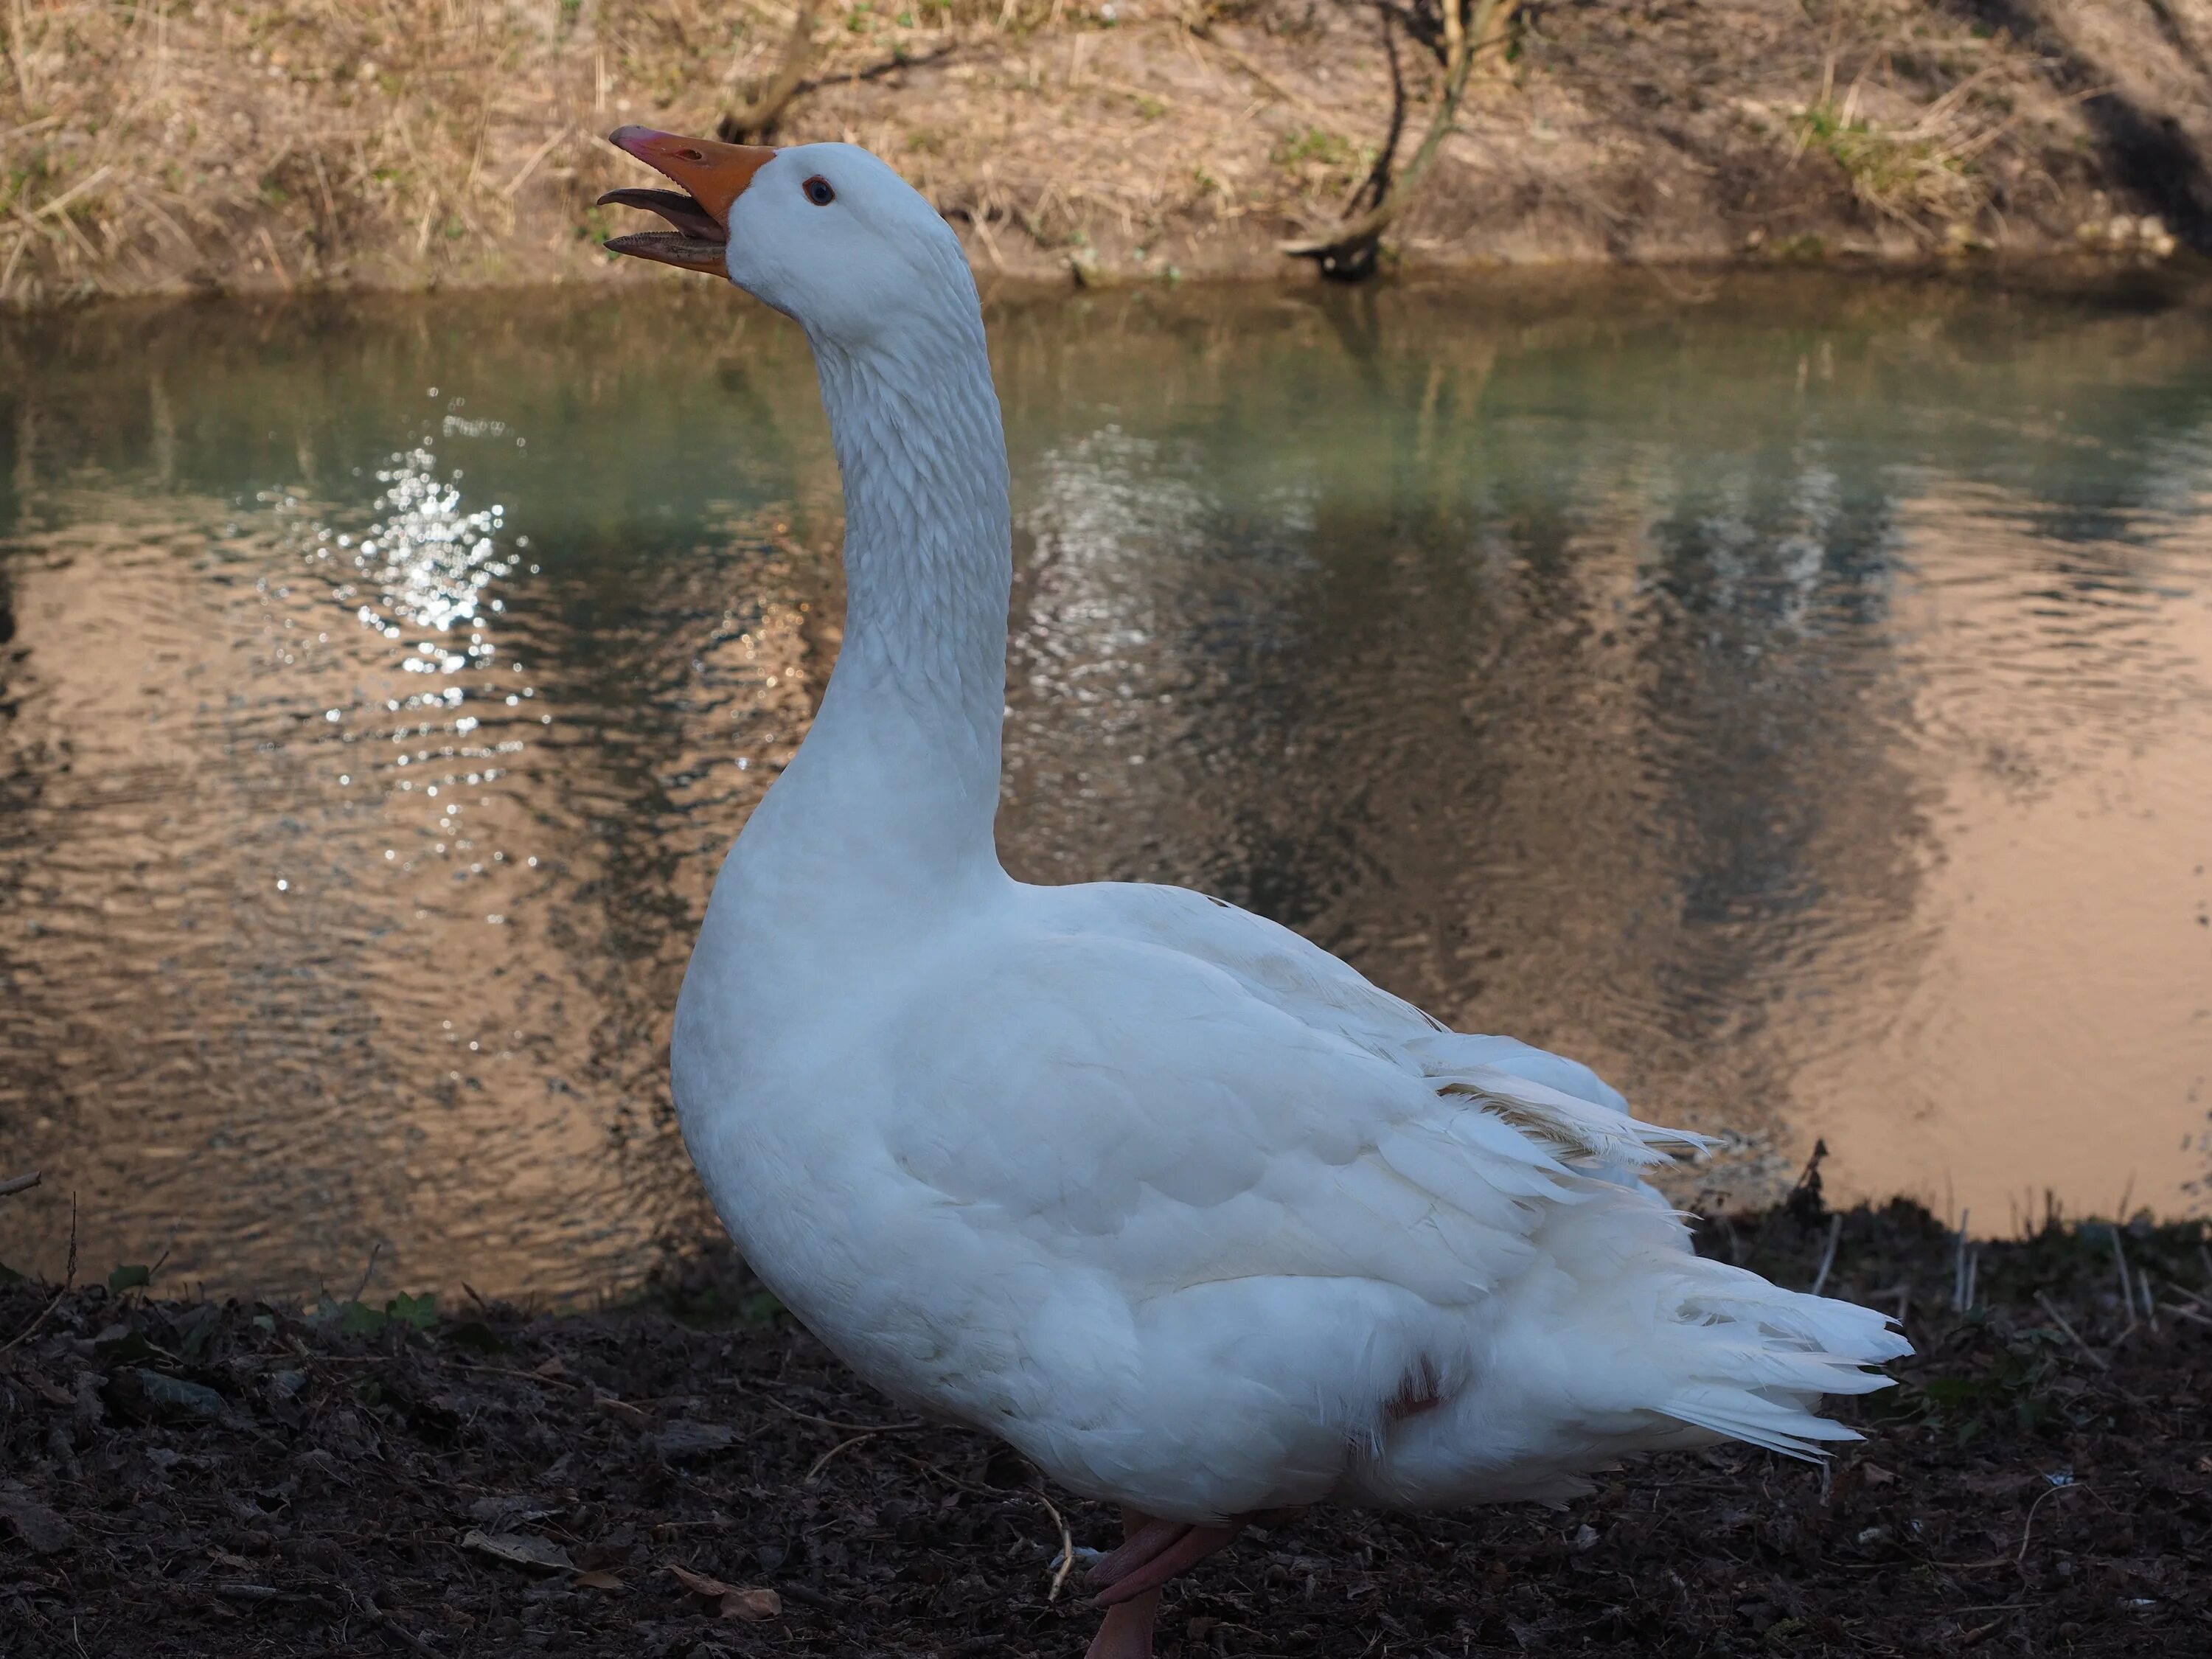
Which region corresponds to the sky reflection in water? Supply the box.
[1,273,2208,1300]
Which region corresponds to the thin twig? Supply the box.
[29,164,113,222]
[1810,1212,1843,1297]
[349,1241,384,1306]
[735,1380,920,1436]
[890,1450,993,1498]
[499,126,570,198]
[448,1360,583,1391]
[2033,1291,2109,1371]
[1033,1487,1076,1601]
[2015,1481,2082,1571]
[347,1590,438,1658]
[790,41,961,98]
[2110,1228,2137,1339]
[804,1431,878,1483]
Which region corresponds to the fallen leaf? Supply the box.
[669,1566,781,1621]
[1863,1463,1897,1486]
[532,1357,568,1380]
[573,1569,625,1590]
[462,1528,577,1572]
[669,1563,735,1599]
[468,1495,554,1527]
[0,1484,72,1554]
[721,1587,781,1621]
[132,1369,227,1419]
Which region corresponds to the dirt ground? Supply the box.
[1,1192,2207,1657]
[4,0,2212,307]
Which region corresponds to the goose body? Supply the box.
[607,128,1908,1652]
[681,864,1898,1520]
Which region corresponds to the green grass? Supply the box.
[1792,99,1975,222]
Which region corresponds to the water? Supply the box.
[3,272,2210,1301]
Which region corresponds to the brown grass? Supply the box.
[0,0,2199,305]
[0,0,1135,306]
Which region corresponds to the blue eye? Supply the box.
[804,176,835,206]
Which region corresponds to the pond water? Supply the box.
[3,271,2210,1301]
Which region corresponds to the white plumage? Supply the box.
[604,128,1909,1657]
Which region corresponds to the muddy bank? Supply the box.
[1,1196,2207,1655]
[3,0,2211,307]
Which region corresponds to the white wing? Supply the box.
[856,879,1905,1518]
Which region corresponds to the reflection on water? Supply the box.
[2,274,2209,1299]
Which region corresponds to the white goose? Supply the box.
[602,128,1910,1658]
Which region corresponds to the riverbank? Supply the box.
[1,1196,2206,1655]
[3,0,2210,307]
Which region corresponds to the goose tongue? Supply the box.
[597,187,723,243]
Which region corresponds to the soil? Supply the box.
[4,0,2212,307]
[1,1194,2207,1657]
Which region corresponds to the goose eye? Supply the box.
[803,176,836,206]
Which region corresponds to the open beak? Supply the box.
[598,128,774,274]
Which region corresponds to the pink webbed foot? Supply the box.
[1091,1520,1245,1606]
[1084,1514,1189,1591]
[1079,1506,1249,1656]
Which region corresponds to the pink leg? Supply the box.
[1082,1587,1161,1659]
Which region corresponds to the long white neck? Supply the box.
[740,313,1014,901]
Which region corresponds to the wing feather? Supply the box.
[861,878,1902,1514]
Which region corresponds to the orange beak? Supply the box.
[599,128,776,274]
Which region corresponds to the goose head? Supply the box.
[599,128,977,349]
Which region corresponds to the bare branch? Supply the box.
[718,0,827,145]
[1282,0,1517,279]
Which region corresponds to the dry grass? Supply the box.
[1785,45,2022,237]
[0,0,1135,306]
[0,0,2198,303]
[1,0,592,303]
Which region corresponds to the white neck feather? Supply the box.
[740,315,1013,898]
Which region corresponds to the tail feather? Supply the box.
[1390,1032,1912,1481]
[1652,1262,1911,1461]
[1658,1385,1870,1459]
